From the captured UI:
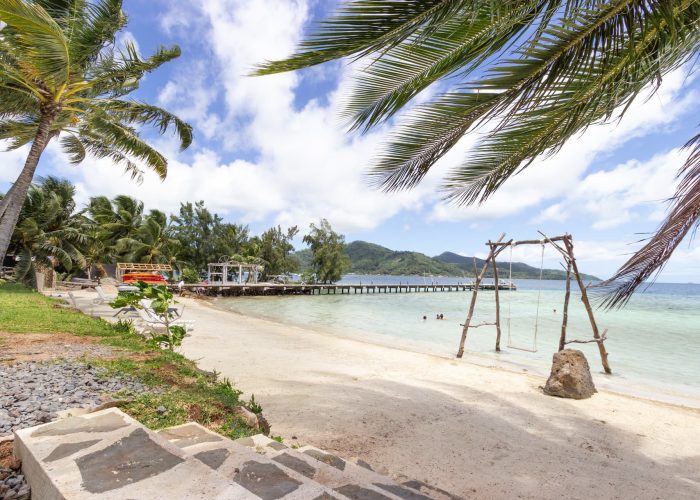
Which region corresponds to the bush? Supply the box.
[180,267,201,284]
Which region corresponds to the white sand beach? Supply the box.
[174,296,700,499]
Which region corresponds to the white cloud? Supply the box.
[535,148,686,229]
[51,0,432,233]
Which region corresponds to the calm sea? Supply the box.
[214,276,700,406]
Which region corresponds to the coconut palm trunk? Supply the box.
[0,111,56,262]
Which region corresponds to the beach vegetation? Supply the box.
[109,281,186,351]
[0,281,264,440]
[303,218,351,283]
[9,177,87,283]
[171,201,249,272]
[255,225,300,280]
[180,267,202,284]
[255,1,700,305]
[0,0,192,266]
[4,177,595,282]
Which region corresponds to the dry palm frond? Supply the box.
[596,133,700,308]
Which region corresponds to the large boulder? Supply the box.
[544,349,597,399]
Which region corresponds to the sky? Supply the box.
[1,0,699,281]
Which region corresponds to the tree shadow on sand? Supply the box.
[260,373,700,499]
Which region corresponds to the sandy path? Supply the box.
[91,293,700,499]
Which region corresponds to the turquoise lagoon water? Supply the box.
[215,276,700,405]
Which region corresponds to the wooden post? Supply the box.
[563,236,612,374]
[457,233,505,358]
[490,243,502,352]
[559,260,572,351]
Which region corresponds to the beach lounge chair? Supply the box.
[138,299,184,318]
[92,286,116,305]
[67,292,79,308]
[135,306,195,332]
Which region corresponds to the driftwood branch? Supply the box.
[565,329,608,345]
[459,321,497,328]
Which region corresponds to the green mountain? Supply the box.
[345,241,463,276]
[435,251,599,281]
[294,241,599,280]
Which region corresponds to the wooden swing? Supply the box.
[505,242,544,353]
[456,232,612,374]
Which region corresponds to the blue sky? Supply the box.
[1,0,699,281]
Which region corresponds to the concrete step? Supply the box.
[13,408,255,499]
[234,434,439,500]
[158,422,340,499]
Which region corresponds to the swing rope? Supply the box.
[507,241,544,352]
[506,242,513,342]
[532,242,545,351]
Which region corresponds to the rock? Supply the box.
[544,349,597,400]
[232,406,260,430]
[256,413,271,436]
[16,484,31,500]
[156,406,167,415]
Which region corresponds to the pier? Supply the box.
[175,282,516,297]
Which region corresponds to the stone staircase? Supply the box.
[13,408,456,499]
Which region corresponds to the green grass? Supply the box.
[0,283,115,336]
[0,283,262,440]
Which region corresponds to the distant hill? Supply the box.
[435,251,599,281]
[345,241,463,276]
[293,241,599,280]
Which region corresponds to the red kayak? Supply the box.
[122,273,167,285]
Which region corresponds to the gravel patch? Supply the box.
[0,467,30,500]
[0,361,149,437]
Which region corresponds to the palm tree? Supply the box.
[0,0,192,263]
[88,195,144,244]
[117,209,180,266]
[9,176,86,283]
[256,1,700,305]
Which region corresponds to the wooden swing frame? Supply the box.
[456,232,612,374]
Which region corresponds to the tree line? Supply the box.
[1,177,350,285]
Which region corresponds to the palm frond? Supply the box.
[67,0,126,68]
[254,0,474,75]
[98,99,193,149]
[87,42,181,98]
[78,131,145,182]
[596,133,700,308]
[60,133,86,164]
[342,1,550,132]
[85,113,167,178]
[369,0,700,197]
[0,118,39,149]
[368,90,500,191]
[0,0,71,88]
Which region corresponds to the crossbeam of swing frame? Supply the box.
[486,235,571,247]
[457,232,612,374]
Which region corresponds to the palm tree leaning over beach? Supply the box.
[255,0,700,306]
[0,0,192,263]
